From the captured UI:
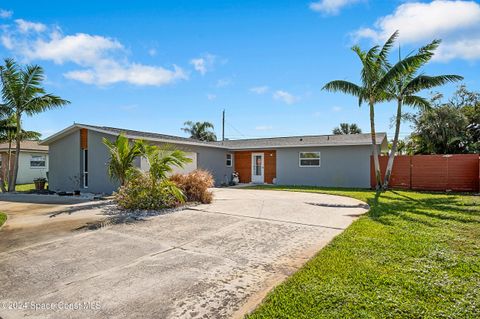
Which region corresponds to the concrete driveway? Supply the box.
[0,188,368,319]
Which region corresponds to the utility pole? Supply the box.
[222,109,225,142]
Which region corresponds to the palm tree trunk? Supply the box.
[383,98,403,190]
[0,153,6,192]
[6,138,12,186]
[8,112,21,192]
[370,100,382,190]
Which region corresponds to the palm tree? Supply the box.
[0,59,70,191]
[182,121,217,141]
[382,41,463,189]
[103,134,144,186]
[323,31,433,190]
[141,143,191,184]
[332,123,362,135]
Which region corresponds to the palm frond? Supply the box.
[403,95,431,111]
[377,30,399,64]
[323,80,363,97]
[404,74,463,95]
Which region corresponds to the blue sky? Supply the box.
[0,0,479,140]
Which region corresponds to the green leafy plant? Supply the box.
[103,134,144,186]
[115,174,185,210]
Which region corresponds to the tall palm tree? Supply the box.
[103,134,144,186]
[0,58,70,191]
[323,31,433,190]
[182,121,217,142]
[382,41,463,189]
[332,123,362,135]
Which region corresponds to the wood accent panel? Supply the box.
[234,150,276,184]
[264,150,276,184]
[371,154,480,192]
[234,151,251,183]
[80,129,88,149]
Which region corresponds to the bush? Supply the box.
[115,173,185,210]
[170,169,214,204]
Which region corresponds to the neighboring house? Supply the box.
[40,123,387,194]
[0,141,49,184]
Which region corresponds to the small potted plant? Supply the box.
[231,171,240,185]
[33,177,47,191]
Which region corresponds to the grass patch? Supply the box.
[246,185,480,318]
[14,183,48,192]
[0,212,6,227]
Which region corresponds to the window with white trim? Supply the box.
[299,152,320,167]
[226,153,232,167]
[30,155,46,168]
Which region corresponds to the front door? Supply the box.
[251,153,264,183]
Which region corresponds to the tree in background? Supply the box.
[382,40,463,189]
[181,121,217,142]
[332,123,362,135]
[406,86,479,154]
[0,59,69,191]
[0,115,41,192]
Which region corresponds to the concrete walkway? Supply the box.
[0,188,368,319]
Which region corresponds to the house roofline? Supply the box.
[40,123,388,151]
[39,124,230,149]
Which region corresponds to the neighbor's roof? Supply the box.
[214,133,387,150]
[0,140,48,153]
[40,123,387,150]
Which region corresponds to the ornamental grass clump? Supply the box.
[170,169,214,204]
[114,173,185,210]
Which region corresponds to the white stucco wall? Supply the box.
[16,152,49,184]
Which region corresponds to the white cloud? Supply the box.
[206,93,217,100]
[309,0,363,15]
[216,78,231,88]
[332,106,342,112]
[15,19,46,33]
[0,9,13,19]
[0,19,187,86]
[64,61,186,86]
[353,0,480,61]
[148,48,157,56]
[250,86,269,94]
[255,125,273,131]
[120,104,138,111]
[273,90,298,104]
[190,53,216,75]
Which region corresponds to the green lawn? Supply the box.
[14,183,48,192]
[246,185,480,319]
[0,212,6,227]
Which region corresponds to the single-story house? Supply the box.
[0,141,49,184]
[40,123,387,194]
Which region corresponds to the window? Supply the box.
[83,149,88,188]
[299,152,320,167]
[226,153,232,167]
[30,155,46,168]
